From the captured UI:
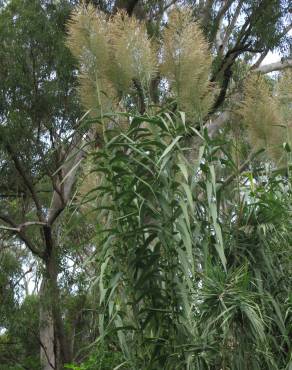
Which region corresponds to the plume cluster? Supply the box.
[66,4,157,120]
[67,5,215,125]
[66,5,114,117]
[239,74,285,162]
[108,12,157,93]
[160,8,215,122]
[276,70,292,126]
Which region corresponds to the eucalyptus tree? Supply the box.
[0,0,84,368]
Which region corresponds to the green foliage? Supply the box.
[199,266,267,368]
[0,0,81,213]
[0,295,40,370]
[244,0,290,53]
[0,249,22,327]
[80,109,292,369]
[65,343,123,370]
[82,113,208,369]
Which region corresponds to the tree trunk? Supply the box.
[40,291,56,370]
[39,227,72,370]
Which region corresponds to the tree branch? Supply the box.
[5,143,45,221]
[48,134,84,226]
[253,58,292,74]
[212,0,235,47]
[11,266,33,290]
[210,58,235,112]
[205,111,231,138]
[0,220,47,232]
[252,49,269,69]
[220,0,244,54]
[113,0,139,15]
[280,23,292,38]
[133,78,146,114]
[0,213,44,258]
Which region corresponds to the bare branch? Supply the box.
[0,225,19,231]
[0,213,44,258]
[205,111,231,138]
[252,50,269,69]
[0,221,47,232]
[254,58,292,74]
[48,134,85,226]
[221,0,244,54]
[213,0,235,47]
[5,143,45,222]
[281,23,292,38]
[215,16,224,51]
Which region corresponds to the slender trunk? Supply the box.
[40,288,56,370]
[39,227,72,370]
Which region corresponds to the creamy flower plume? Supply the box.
[66,4,115,116]
[161,8,215,121]
[108,11,157,93]
[67,5,157,115]
[239,74,285,162]
[66,6,216,125]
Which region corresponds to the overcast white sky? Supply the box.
[261,28,292,66]
[261,51,287,66]
[262,51,280,65]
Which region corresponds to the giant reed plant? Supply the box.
[87,112,225,369]
[66,4,292,369]
[75,110,291,370]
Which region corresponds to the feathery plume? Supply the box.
[66,4,115,117]
[108,11,157,93]
[66,5,157,118]
[276,70,292,124]
[239,74,283,162]
[161,8,215,122]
